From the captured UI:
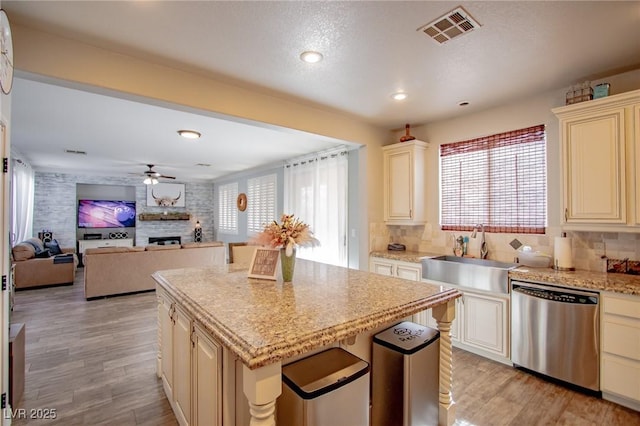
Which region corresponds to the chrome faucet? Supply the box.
[471,224,488,259]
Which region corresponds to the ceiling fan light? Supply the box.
[143,176,159,185]
[177,130,201,139]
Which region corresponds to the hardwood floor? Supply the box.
[10,271,176,426]
[10,270,640,425]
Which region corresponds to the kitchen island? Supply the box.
[153,259,462,426]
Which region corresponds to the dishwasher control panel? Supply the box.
[512,282,598,305]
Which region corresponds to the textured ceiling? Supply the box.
[4,1,640,180]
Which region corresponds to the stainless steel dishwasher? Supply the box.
[511,280,600,393]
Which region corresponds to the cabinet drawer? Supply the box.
[602,354,640,400]
[604,294,640,319]
[603,319,640,361]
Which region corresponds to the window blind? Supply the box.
[440,124,547,234]
[247,173,277,233]
[218,182,238,234]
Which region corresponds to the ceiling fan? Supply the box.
[138,164,176,185]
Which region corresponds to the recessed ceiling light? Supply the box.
[177,130,201,139]
[458,101,470,106]
[300,51,323,63]
[391,92,408,101]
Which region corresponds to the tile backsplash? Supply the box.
[370,222,640,273]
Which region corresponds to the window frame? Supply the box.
[247,173,277,234]
[439,124,547,234]
[217,182,238,235]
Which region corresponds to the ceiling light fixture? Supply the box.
[177,130,201,139]
[300,51,323,63]
[391,92,408,101]
[143,176,159,185]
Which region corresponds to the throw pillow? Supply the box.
[45,239,63,255]
[35,249,51,258]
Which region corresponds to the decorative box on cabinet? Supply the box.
[552,89,640,232]
[382,140,429,225]
[601,292,640,411]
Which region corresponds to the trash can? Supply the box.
[277,347,370,426]
[371,321,440,426]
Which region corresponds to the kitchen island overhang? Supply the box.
[153,259,461,426]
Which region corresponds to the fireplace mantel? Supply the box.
[138,212,191,221]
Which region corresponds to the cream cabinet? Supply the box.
[173,305,192,426]
[369,256,422,281]
[459,291,509,359]
[192,324,222,426]
[157,287,222,426]
[416,283,510,365]
[553,89,640,232]
[382,140,429,225]
[601,292,640,411]
[159,289,175,401]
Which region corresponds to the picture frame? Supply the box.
[146,183,186,207]
[248,248,280,281]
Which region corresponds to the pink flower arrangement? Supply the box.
[252,214,319,256]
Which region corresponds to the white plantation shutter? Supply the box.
[247,174,277,233]
[218,182,238,234]
[440,124,547,234]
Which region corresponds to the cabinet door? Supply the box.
[159,293,174,400]
[562,109,626,224]
[385,148,413,221]
[193,325,222,426]
[173,306,192,426]
[396,263,422,281]
[602,355,640,402]
[460,292,508,357]
[369,259,394,277]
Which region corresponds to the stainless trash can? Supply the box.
[277,347,370,426]
[372,321,440,426]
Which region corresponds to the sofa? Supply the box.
[83,241,225,299]
[11,237,78,289]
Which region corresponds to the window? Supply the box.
[218,182,238,234]
[440,124,547,234]
[247,173,277,233]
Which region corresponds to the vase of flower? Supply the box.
[251,214,319,282]
[280,248,296,283]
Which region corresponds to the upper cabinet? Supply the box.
[553,89,640,232]
[382,140,429,225]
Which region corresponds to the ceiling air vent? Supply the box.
[64,149,87,155]
[418,6,480,44]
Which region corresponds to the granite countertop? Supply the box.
[509,267,640,296]
[153,259,461,370]
[370,250,640,296]
[370,250,441,263]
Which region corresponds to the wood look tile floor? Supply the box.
[10,270,640,425]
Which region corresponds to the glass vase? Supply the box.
[280,248,296,283]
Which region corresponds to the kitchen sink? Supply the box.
[421,255,518,294]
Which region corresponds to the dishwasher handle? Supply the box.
[512,281,598,305]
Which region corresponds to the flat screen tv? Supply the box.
[78,199,136,228]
